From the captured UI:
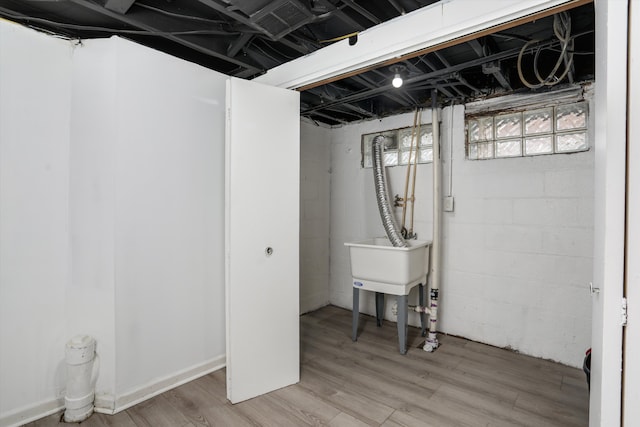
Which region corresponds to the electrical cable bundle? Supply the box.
[517,11,574,89]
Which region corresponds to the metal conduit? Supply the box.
[372,135,407,248]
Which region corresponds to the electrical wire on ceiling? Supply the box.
[319,31,359,43]
[517,11,574,89]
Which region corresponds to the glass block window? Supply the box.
[467,101,588,160]
[362,124,436,168]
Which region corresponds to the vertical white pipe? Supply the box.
[64,335,98,422]
[424,91,440,352]
[447,104,454,198]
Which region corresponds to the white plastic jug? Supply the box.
[64,335,99,423]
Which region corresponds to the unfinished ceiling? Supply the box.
[0,0,595,126]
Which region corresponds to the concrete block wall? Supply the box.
[300,121,332,313]
[327,104,593,367]
[441,106,593,367]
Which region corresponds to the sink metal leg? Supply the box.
[352,288,359,341]
[419,284,426,337]
[375,292,385,327]
[397,295,408,354]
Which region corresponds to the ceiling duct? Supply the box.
[226,0,316,40]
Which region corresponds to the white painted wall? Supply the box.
[328,104,593,368]
[0,20,73,422]
[0,25,228,424]
[110,37,226,401]
[70,38,118,407]
[300,121,331,313]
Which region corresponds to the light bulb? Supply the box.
[392,73,403,88]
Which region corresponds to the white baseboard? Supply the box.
[95,355,226,415]
[0,397,64,427]
[1,356,226,426]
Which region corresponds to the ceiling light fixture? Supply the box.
[390,65,406,88]
[392,73,403,88]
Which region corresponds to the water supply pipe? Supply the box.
[401,109,418,234]
[408,111,422,238]
[447,102,454,198]
[409,305,431,314]
[372,135,407,248]
[424,91,440,352]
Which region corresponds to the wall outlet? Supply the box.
[444,196,454,212]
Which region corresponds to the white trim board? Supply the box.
[1,356,225,426]
[97,355,226,415]
[589,0,628,425]
[0,398,64,427]
[254,0,588,90]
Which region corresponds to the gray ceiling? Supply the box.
[0,0,595,126]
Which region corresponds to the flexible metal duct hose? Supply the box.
[372,135,407,248]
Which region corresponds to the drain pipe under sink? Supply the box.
[424,91,440,352]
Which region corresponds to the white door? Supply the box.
[225,77,300,403]
[624,1,640,423]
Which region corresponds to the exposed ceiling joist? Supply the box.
[469,38,512,91]
[0,0,594,126]
[301,37,567,115]
[482,61,512,90]
[467,39,485,57]
[432,51,468,98]
[341,0,381,25]
[227,33,253,57]
[315,0,364,31]
[386,0,405,15]
[197,0,321,41]
[351,73,413,106]
[276,36,311,55]
[267,0,593,92]
[104,0,135,15]
[414,56,458,99]
[70,0,263,75]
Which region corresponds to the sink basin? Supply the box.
[344,238,431,295]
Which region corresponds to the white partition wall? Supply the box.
[71,36,229,410]
[110,38,227,405]
[70,38,119,407]
[0,20,73,425]
[225,77,300,403]
[71,35,229,411]
[0,26,229,424]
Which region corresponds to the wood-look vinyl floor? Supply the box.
[28,305,589,427]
